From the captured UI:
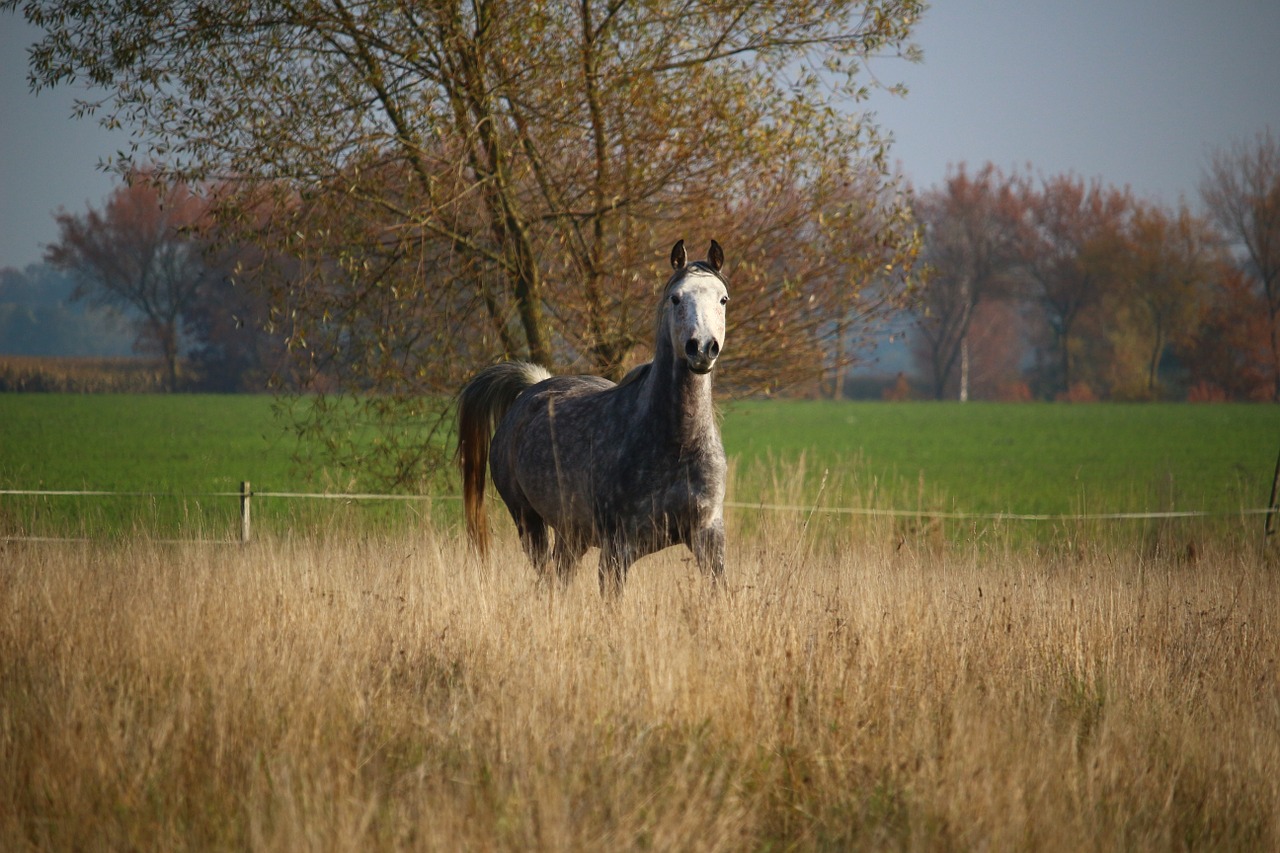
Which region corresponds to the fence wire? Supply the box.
[2,486,1275,522]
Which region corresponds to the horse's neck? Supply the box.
[642,336,718,448]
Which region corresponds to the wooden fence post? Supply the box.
[1266,445,1280,545]
[240,481,252,544]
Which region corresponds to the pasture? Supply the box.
[1,394,1278,545]
[2,394,1280,848]
[726,400,1278,517]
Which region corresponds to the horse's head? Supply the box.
[665,239,729,375]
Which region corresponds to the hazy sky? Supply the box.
[875,0,1280,202]
[3,1,1279,269]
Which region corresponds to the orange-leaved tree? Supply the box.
[1200,128,1280,401]
[45,172,208,391]
[1018,174,1133,398]
[1107,201,1219,399]
[911,163,1027,400]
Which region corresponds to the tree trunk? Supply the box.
[509,248,553,367]
[157,318,180,392]
[1058,326,1073,396]
[1270,298,1280,402]
[1147,325,1165,398]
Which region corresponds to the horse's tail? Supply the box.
[456,361,552,555]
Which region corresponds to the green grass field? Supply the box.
[0,395,305,538]
[1,394,1277,541]
[724,400,1279,516]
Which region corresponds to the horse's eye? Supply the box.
[670,294,681,306]
[720,295,730,306]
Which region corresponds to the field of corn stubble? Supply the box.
[3,510,1278,851]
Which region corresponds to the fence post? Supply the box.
[240,481,252,544]
[1266,445,1280,546]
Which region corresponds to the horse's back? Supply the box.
[489,373,621,532]
[506,375,617,432]
[527,374,615,400]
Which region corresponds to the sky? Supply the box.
[873,0,1280,201]
[2,1,1280,270]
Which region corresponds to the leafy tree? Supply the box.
[45,174,209,390]
[1108,201,1218,399]
[968,298,1029,400]
[1200,128,1280,400]
[1018,174,1132,398]
[910,163,1025,400]
[1179,265,1276,400]
[183,235,291,393]
[8,0,923,485]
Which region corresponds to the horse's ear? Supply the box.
[707,240,724,271]
[670,239,687,270]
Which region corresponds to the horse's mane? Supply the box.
[616,361,651,389]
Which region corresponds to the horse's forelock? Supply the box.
[662,262,727,295]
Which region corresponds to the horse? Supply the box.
[456,239,729,594]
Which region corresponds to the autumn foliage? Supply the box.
[909,138,1280,401]
[42,172,286,393]
[45,176,207,391]
[11,0,1278,412]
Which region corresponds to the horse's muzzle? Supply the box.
[685,337,720,374]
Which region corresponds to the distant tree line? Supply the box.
[908,128,1280,402]
[10,0,1275,412]
[28,172,285,392]
[26,126,1279,406]
[32,163,915,400]
[0,264,133,357]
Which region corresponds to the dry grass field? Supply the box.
[2,517,1278,850]
[0,357,168,393]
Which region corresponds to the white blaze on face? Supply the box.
[668,268,729,375]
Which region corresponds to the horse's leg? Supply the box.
[515,512,552,579]
[692,519,725,586]
[551,531,586,588]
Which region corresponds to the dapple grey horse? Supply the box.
[456,240,729,593]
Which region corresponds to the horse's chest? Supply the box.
[614,444,723,526]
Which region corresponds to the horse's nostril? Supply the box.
[686,338,719,363]
[691,335,721,358]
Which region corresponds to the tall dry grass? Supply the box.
[2,519,1278,850]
